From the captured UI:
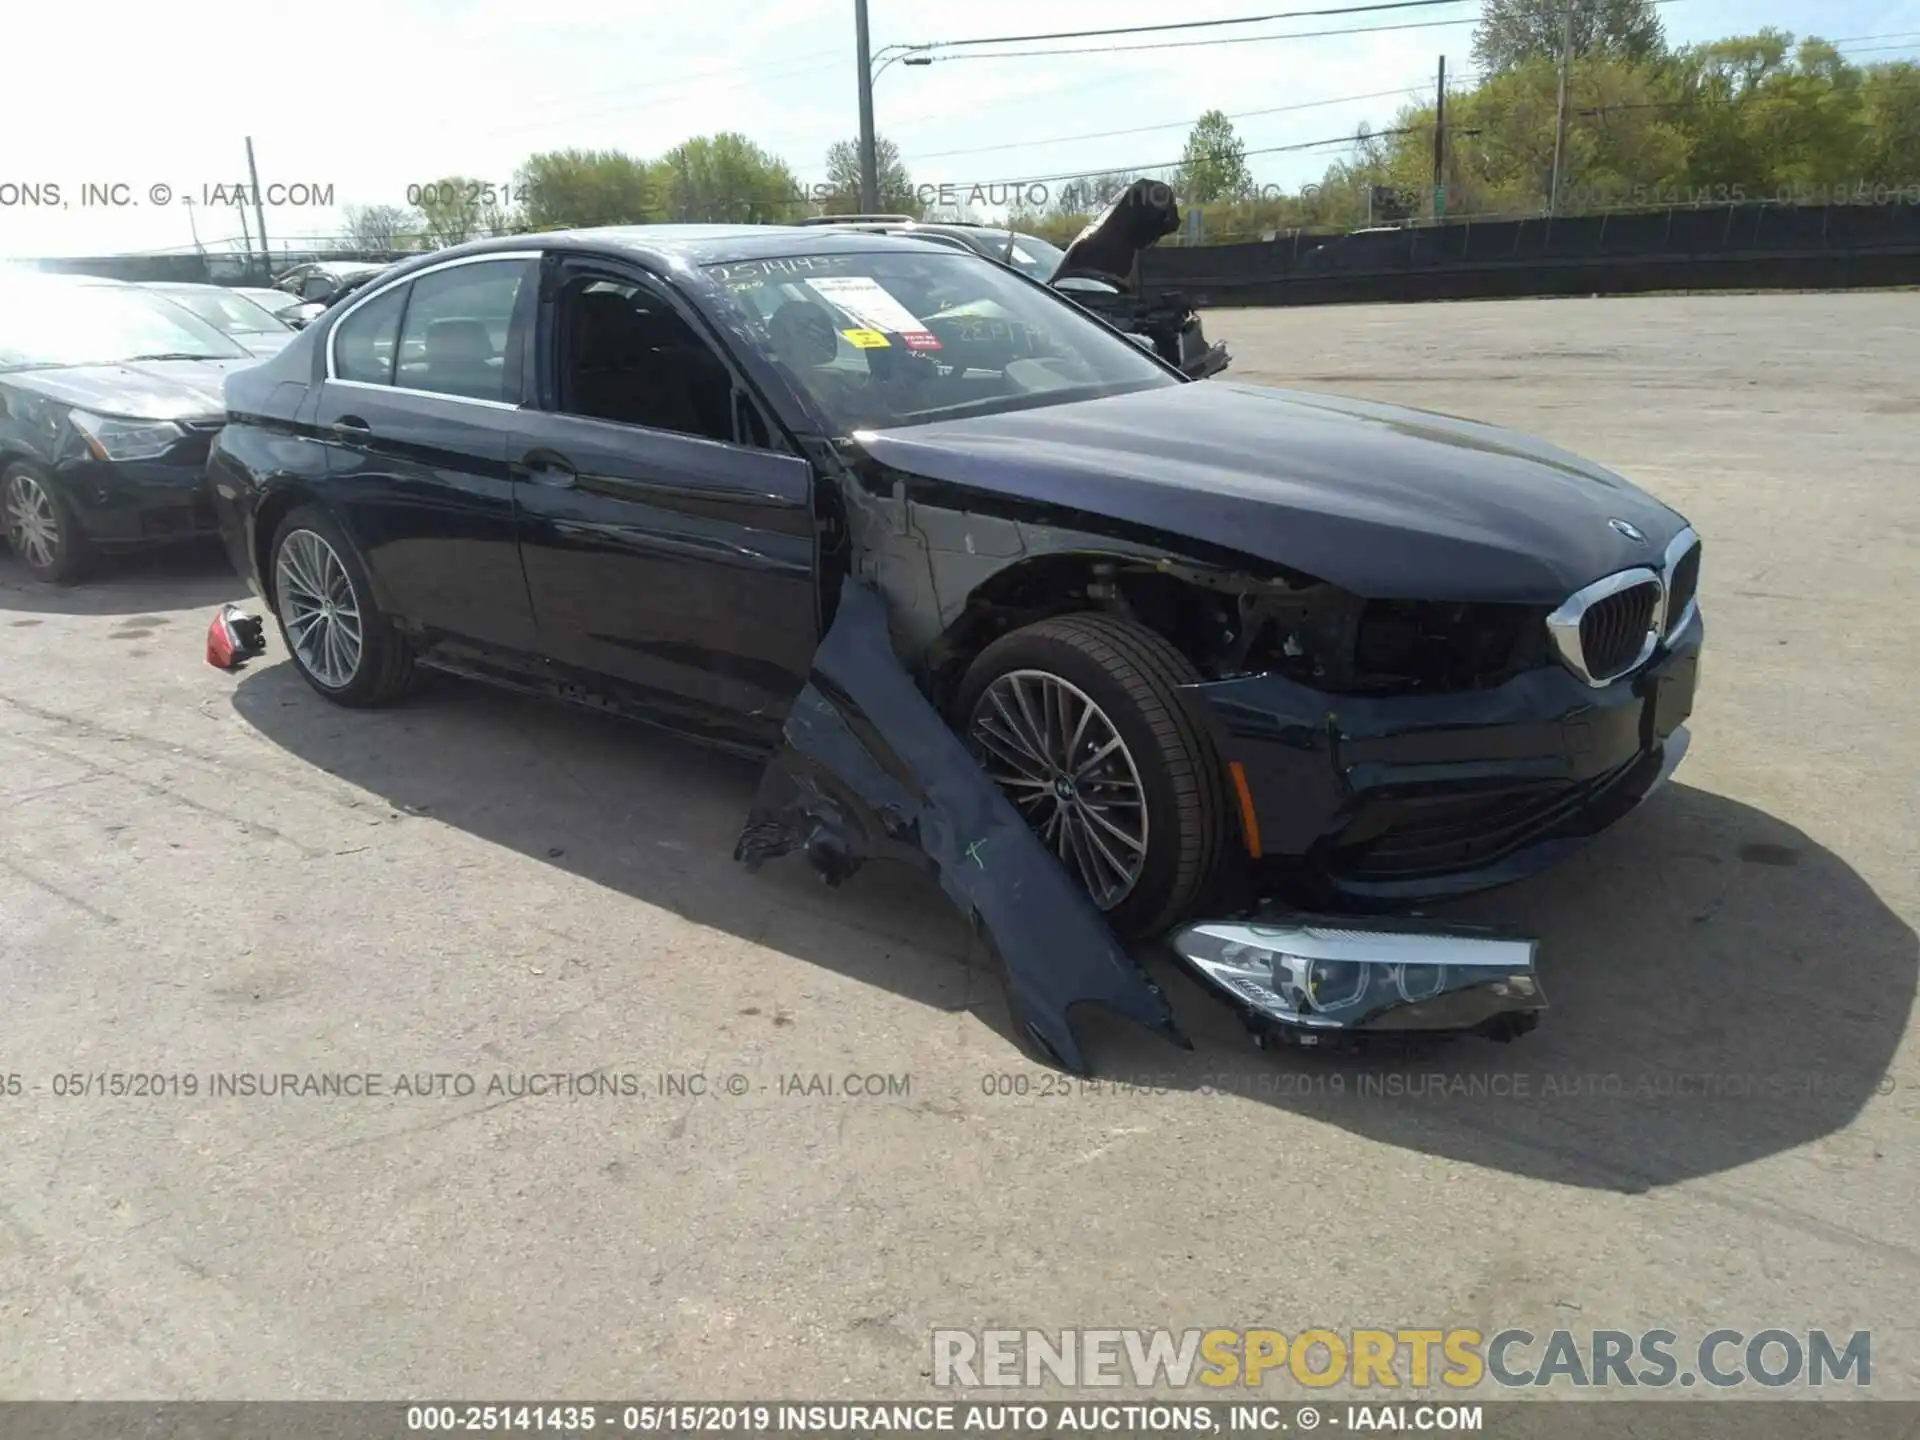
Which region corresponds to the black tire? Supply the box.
[2,462,91,584]
[268,504,413,707]
[953,611,1230,939]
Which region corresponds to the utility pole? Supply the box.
[1432,55,1447,219]
[1548,7,1573,216]
[854,0,879,212]
[245,137,270,280]
[236,200,253,268]
[183,198,204,254]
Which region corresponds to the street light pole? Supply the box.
[854,0,879,212]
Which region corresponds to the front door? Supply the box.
[511,261,820,741]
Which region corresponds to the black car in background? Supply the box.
[0,272,250,582]
[799,184,1230,381]
[271,261,393,328]
[144,282,297,358]
[208,225,1701,940]
[236,286,307,324]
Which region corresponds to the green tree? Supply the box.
[341,203,421,250]
[1860,62,1920,183]
[1178,111,1253,203]
[821,137,919,214]
[655,133,803,223]
[414,176,497,247]
[514,148,659,230]
[1473,0,1666,74]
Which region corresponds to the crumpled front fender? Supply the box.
[735,577,1188,1074]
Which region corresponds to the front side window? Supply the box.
[551,276,738,443]
[704,248,1175,432]
[396,259,532,402]
[332,284,408,385]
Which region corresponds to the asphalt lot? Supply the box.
[1,291,1915,1400]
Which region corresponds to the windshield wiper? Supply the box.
[125,352,228,362]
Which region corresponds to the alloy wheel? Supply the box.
[4,474,60,572]
[968,669,1150,909]
[275,529,363,689]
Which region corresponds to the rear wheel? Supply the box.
[270,505,413,706]
[954,612,1230,939]
[3,463,89,584]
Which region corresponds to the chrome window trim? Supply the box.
[323,250,542,385]
[1660,525,1701,638]
[1545,566,1663,688]
[326,378,523,412]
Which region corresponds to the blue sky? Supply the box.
[2,0,1917,256]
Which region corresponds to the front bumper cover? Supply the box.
[1188,614,1702,908]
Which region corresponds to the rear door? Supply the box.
[311,253,541,652]
[510,256,819,738]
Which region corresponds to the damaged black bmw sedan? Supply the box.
[208,226,1702,947]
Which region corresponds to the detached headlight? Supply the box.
[69,409,184,462]
[1169,917,1542,1036]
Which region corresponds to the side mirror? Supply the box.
[1124,332,1156,352]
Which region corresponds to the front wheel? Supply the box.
[3,463,89,584]
[953,612,1231,939]
[269,505,413,706]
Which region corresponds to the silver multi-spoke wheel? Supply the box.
[5,473,60,572]
[275,528,363,689]
[968,668,1150,909]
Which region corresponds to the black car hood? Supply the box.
[3,357,250,421]
[856,381,1688,604]
[1053,179,1180,283]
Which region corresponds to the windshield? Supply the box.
[157,287,288,335]
[0,283,250,369]
[706,249,1174,432]
[241,288,301,315]
[999,233,1068,280]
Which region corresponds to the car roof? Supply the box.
[413,224,974,271]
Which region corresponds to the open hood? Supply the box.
[1052,179,1181,284]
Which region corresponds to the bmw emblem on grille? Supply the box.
[1609,518,1647,542]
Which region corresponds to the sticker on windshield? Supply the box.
[805,276,943,352]
[842,328,891,349]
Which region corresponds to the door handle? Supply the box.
[514,451,578,488]
[331,415,372,436]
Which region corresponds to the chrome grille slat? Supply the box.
[1545,525,1701,688]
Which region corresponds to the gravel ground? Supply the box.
[1,291,1914,1400]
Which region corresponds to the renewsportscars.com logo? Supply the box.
[931,1328,1872,1391]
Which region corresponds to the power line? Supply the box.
[907,83,1437,161]
[926,0,1476,50]
[936,126,1424,194]
[940,14,1491,62]
[939,0,1700,63]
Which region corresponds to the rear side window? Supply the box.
[332,285,408,385]
[396,259,531,402]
